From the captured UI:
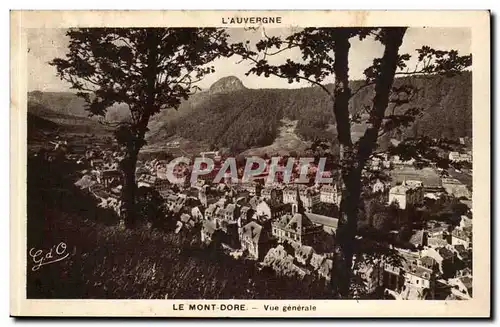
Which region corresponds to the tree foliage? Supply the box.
[50,28,231,227]
[233,27,472,298]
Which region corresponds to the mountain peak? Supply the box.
[209,76,246,94]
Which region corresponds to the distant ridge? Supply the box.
[27,72,472,155]
[149,72,472,153]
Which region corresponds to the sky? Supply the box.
[27,27,471,92]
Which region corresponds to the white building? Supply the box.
[299,189,320,211]
[320,184,339,204]
[449,151,472,163]
[451,228,472,249]
[388,180,424,209]
[404,266,433,290]
[283,187,298,204]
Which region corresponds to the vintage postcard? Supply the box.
[10,10,490,317]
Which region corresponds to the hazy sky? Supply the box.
[27,27,471,92]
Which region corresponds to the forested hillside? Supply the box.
[28,71,471,153]
[148,72,472,152]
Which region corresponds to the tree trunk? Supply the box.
[121,147,139,229]
[119,30,159,229]
[328,30,357,298]
[331,28,408,298]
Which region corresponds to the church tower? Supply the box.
[291,186,305,215]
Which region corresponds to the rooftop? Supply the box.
[305,213,339,229]
[241,221,265,243]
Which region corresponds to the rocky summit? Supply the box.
[209,76,246,94]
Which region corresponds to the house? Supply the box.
[201,220,217,244]
[272,212,323,246]
[418,256,439,273]
[427,237,449,249]
[237,206,254,227]
[404,265,434,290]
[262,245,287,268]
[383,261,405,292]
[459,215,473,230]
[262,245,308,280]
[299,188,320,211]
[165,193,186,211]
[248,196,260,210]
[223,203,239,222]
[369,153,391,170]
[191,206,204,221]
[103,161,119,171]
[320,184,339,204]
[409,229,428,248]
[294,245,315,266]
[305,212,339,235]
[255,200,291,221]
[453,244,471,264]
[318,258,333,281]
[427,224,449,238]
[212,206,224,225]
[449,276,473,299]
[261,187,272,200]
[449,151,472,163]
[388,180,424,209]
[383,249,420,292]
[91,158,104,169]
[177,213,196,232]
[261,187,283,202]
[451,228,472,249]
[241,181,259,196]
[137,174,157,188]
[101,169,122,188]
[391,155,416,168]
[240,221,272,261]
[310,253,326,271]
[204,203,217,220]
[215,197,228,209]
[283,187,299,204]
[356,260,384,294]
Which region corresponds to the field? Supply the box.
[241,119,311,156]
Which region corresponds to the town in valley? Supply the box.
[29,132,473,300]
[26,26,474,301]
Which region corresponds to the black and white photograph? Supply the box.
[10,10,490,317]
